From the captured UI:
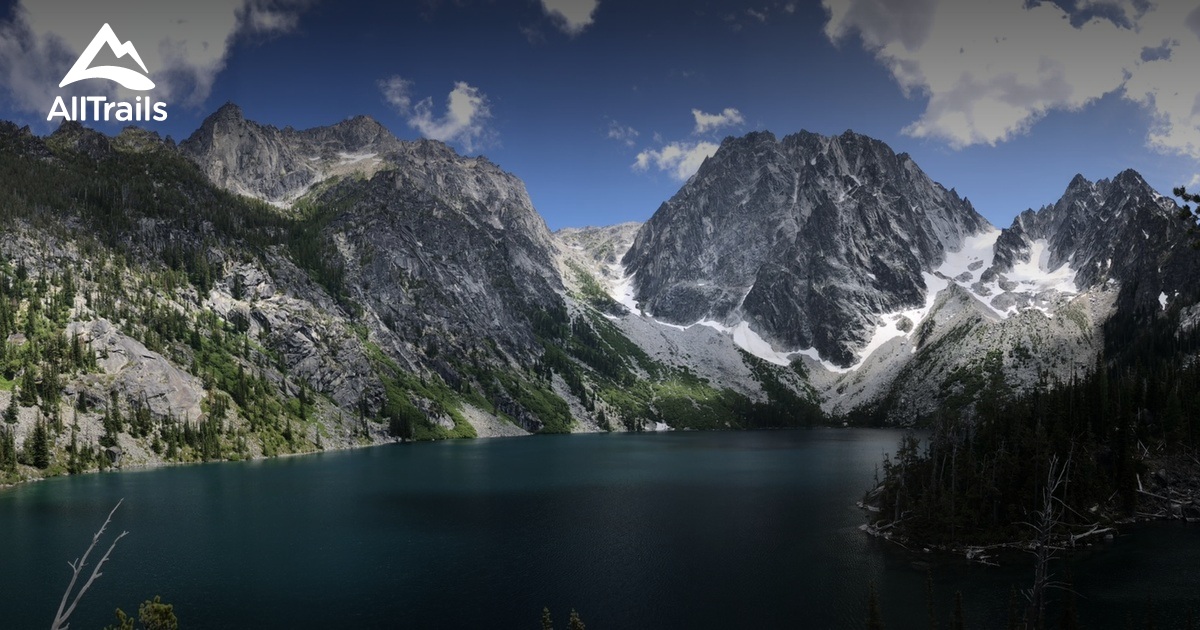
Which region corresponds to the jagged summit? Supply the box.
[622,127,989,367]
[180,104,404,207]
[985,167,1191,310]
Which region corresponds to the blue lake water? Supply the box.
[1,429,1196,628]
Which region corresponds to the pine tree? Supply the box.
[17,363,37,406]
[3,396,16,424]
[66,427,81,475]
[1172,186,1200,246]
[567,609,585,630]
[30,416,50,469]
[541,607,553,630]
[137,595,178,630]
[0,426,15,473]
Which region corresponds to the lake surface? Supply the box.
[1,429,1197,629]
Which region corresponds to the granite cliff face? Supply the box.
[318,139,564,363]
[179,103,400,206]
[181,105,564,363]
[622,130,989,367]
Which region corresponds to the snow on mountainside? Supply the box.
[610,128,1200,421]
[621,129,990,368]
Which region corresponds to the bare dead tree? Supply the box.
[51,499,128,630]
[1020,453,1073,630]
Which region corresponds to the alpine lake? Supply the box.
[2,429,1196,628]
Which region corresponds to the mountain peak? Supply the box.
[623,126,989,367]
[1067,173,1092,189]
[47,120,112,159]
[1111,168,1150,191]
[180,106,402,207]
[211,102,244,122]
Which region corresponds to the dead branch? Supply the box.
[51,499,127,630]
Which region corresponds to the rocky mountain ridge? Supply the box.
[0,106,1195,489]
[179,103,401,206]
[0,107,826,487]
[621,129,990,367]
[592,130,1199,421]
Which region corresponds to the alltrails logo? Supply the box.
[47,23,168,122]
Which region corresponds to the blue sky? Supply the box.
[1,0,1198,230]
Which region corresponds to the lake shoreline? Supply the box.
[856,452,1200,566]
[0,422,858,492]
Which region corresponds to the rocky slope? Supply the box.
[2,106,1194,488]
[0,109,825,487]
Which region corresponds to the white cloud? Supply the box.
[633,141,720,181]
[379,75,413,112]
[377,76,494,153]
[692,107,745,134]
[823,0,1200,161]
[0,0,311,116]
[539,0,599,36]
[606,120,638,146]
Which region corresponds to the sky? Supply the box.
[1,0,1198,231]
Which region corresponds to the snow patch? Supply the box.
[337,151,379,164]
[1159,291,1168,311]
[843,272,947,371]
[937,230,1078,318]
[1002,240,1078,294]
[936,229,999,281]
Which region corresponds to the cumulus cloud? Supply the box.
[823,0,1200,160]
[606,120,639,147]
[692,107,745,134]
[0,0,311,116]
[377,75,494,153]
[633,141,720,181]
[538,0,598,35]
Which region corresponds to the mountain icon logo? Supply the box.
[59,23,155,91]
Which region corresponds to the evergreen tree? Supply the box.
[0,426,16,474]
[3,396,16,424]
[29,417,50,469]
[567,609,585,630]
[1172,186,1200,245]
[17,364,37,406]
[66,427,81,475]
[137,595,178,630]
[104,595,178,630]
[541,607,553,630]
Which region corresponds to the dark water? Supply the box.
[1,429,1197,629]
